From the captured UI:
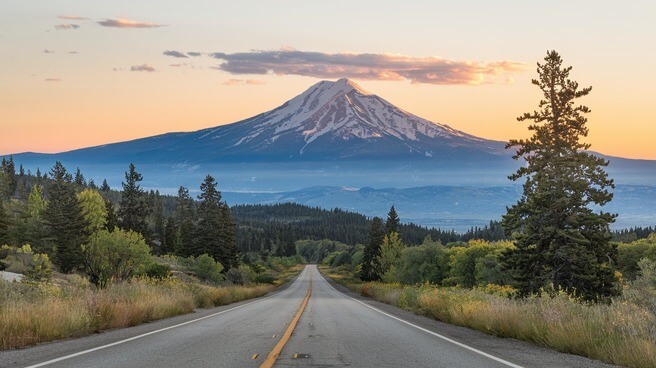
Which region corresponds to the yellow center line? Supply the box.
[259,274,313,368]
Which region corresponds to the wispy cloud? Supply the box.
[45,78,61,82]
[210,49,527,85]
[43,49,55,54]
[98,18,165,28]
[187,52,202,57]
[58,15,89,20]
[222,79,266,86]
[163,50,188,58]
[131,64,156,72]
[54,24,80,30]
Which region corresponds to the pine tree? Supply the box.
[104,199,118,230]
[219,203,238,269]
[153,194,165,245]
[502,51,618,302]
[361,217,385,281]
[88,179,97,190]
[0,156,17,199]
[44,162,89,272]
[74,167,86,187]
[385,205,400,235]
[163,215,177,254]
[100,179,111,192]
[174,186,196,256]
[117,163,149,237]
[195,175,238,269]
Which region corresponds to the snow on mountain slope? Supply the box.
[192,78,506,159]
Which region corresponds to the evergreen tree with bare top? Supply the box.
[502,50,618,302]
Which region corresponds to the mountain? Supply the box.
[190,78,505,161]
[14,78,507,165]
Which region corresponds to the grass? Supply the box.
[0,265,303,350]
[322,266,656,368]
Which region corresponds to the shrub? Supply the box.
[192,254,224,284]
[0,244,53,282]
[223,264,260,285]
[254,272,276,284]
[82,228,151,287]
[145,262,171,280]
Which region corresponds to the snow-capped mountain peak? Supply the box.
[197,78,504,159]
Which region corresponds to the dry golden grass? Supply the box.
[326,270,656,368]
[0,270,296,350]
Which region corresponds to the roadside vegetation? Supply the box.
[0,249,302,350]
[0,157,303,350]
[319,52,656,368]
[323,244,656,368]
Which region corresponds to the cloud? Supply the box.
[210,49,528,85]
[169,63,183,67]
[43,49,55,54]
[68,51,79,54]
[222,79,266,86]
[54,24,80,30]
[98,18,165,28]
[131,64,156,72]
[45,78,61,82]
[187,52,202,57]
[163,50,188,58]
[59,15,89,20]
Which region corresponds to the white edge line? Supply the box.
[318,270,525,368]
[25,268,308,368]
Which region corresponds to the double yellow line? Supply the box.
[260,274,313,368]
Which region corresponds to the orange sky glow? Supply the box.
[1,1,654,160]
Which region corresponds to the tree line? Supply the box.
[0,160,239,282]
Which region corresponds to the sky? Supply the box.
[1,0,655,159]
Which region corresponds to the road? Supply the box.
[1,265,615,368]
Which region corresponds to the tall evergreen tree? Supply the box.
[502,51,618,301]
[153,194,165,245]
[100,179,111,192]
[74,167,86,187]
[162,215,177,254]
[361,217,385,281]
[385,205,400,235]
[194,175,238,269]
[44,162,89,272]
[219,203,238,268]
[35,168,43,186]
[117,163,149,237]
[0,156,17,199]
[88,179,97,190]
[174,186,196,256]
[104,199,118,230]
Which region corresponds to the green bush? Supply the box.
[82,228,151,287]
[0,244,52,282]
[225,265,256,285]
[193,254,224,284]
[145,262,171,280]
[617,234,656,280]
[254,272,276,284]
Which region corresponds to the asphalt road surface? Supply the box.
[1,265,616,368]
